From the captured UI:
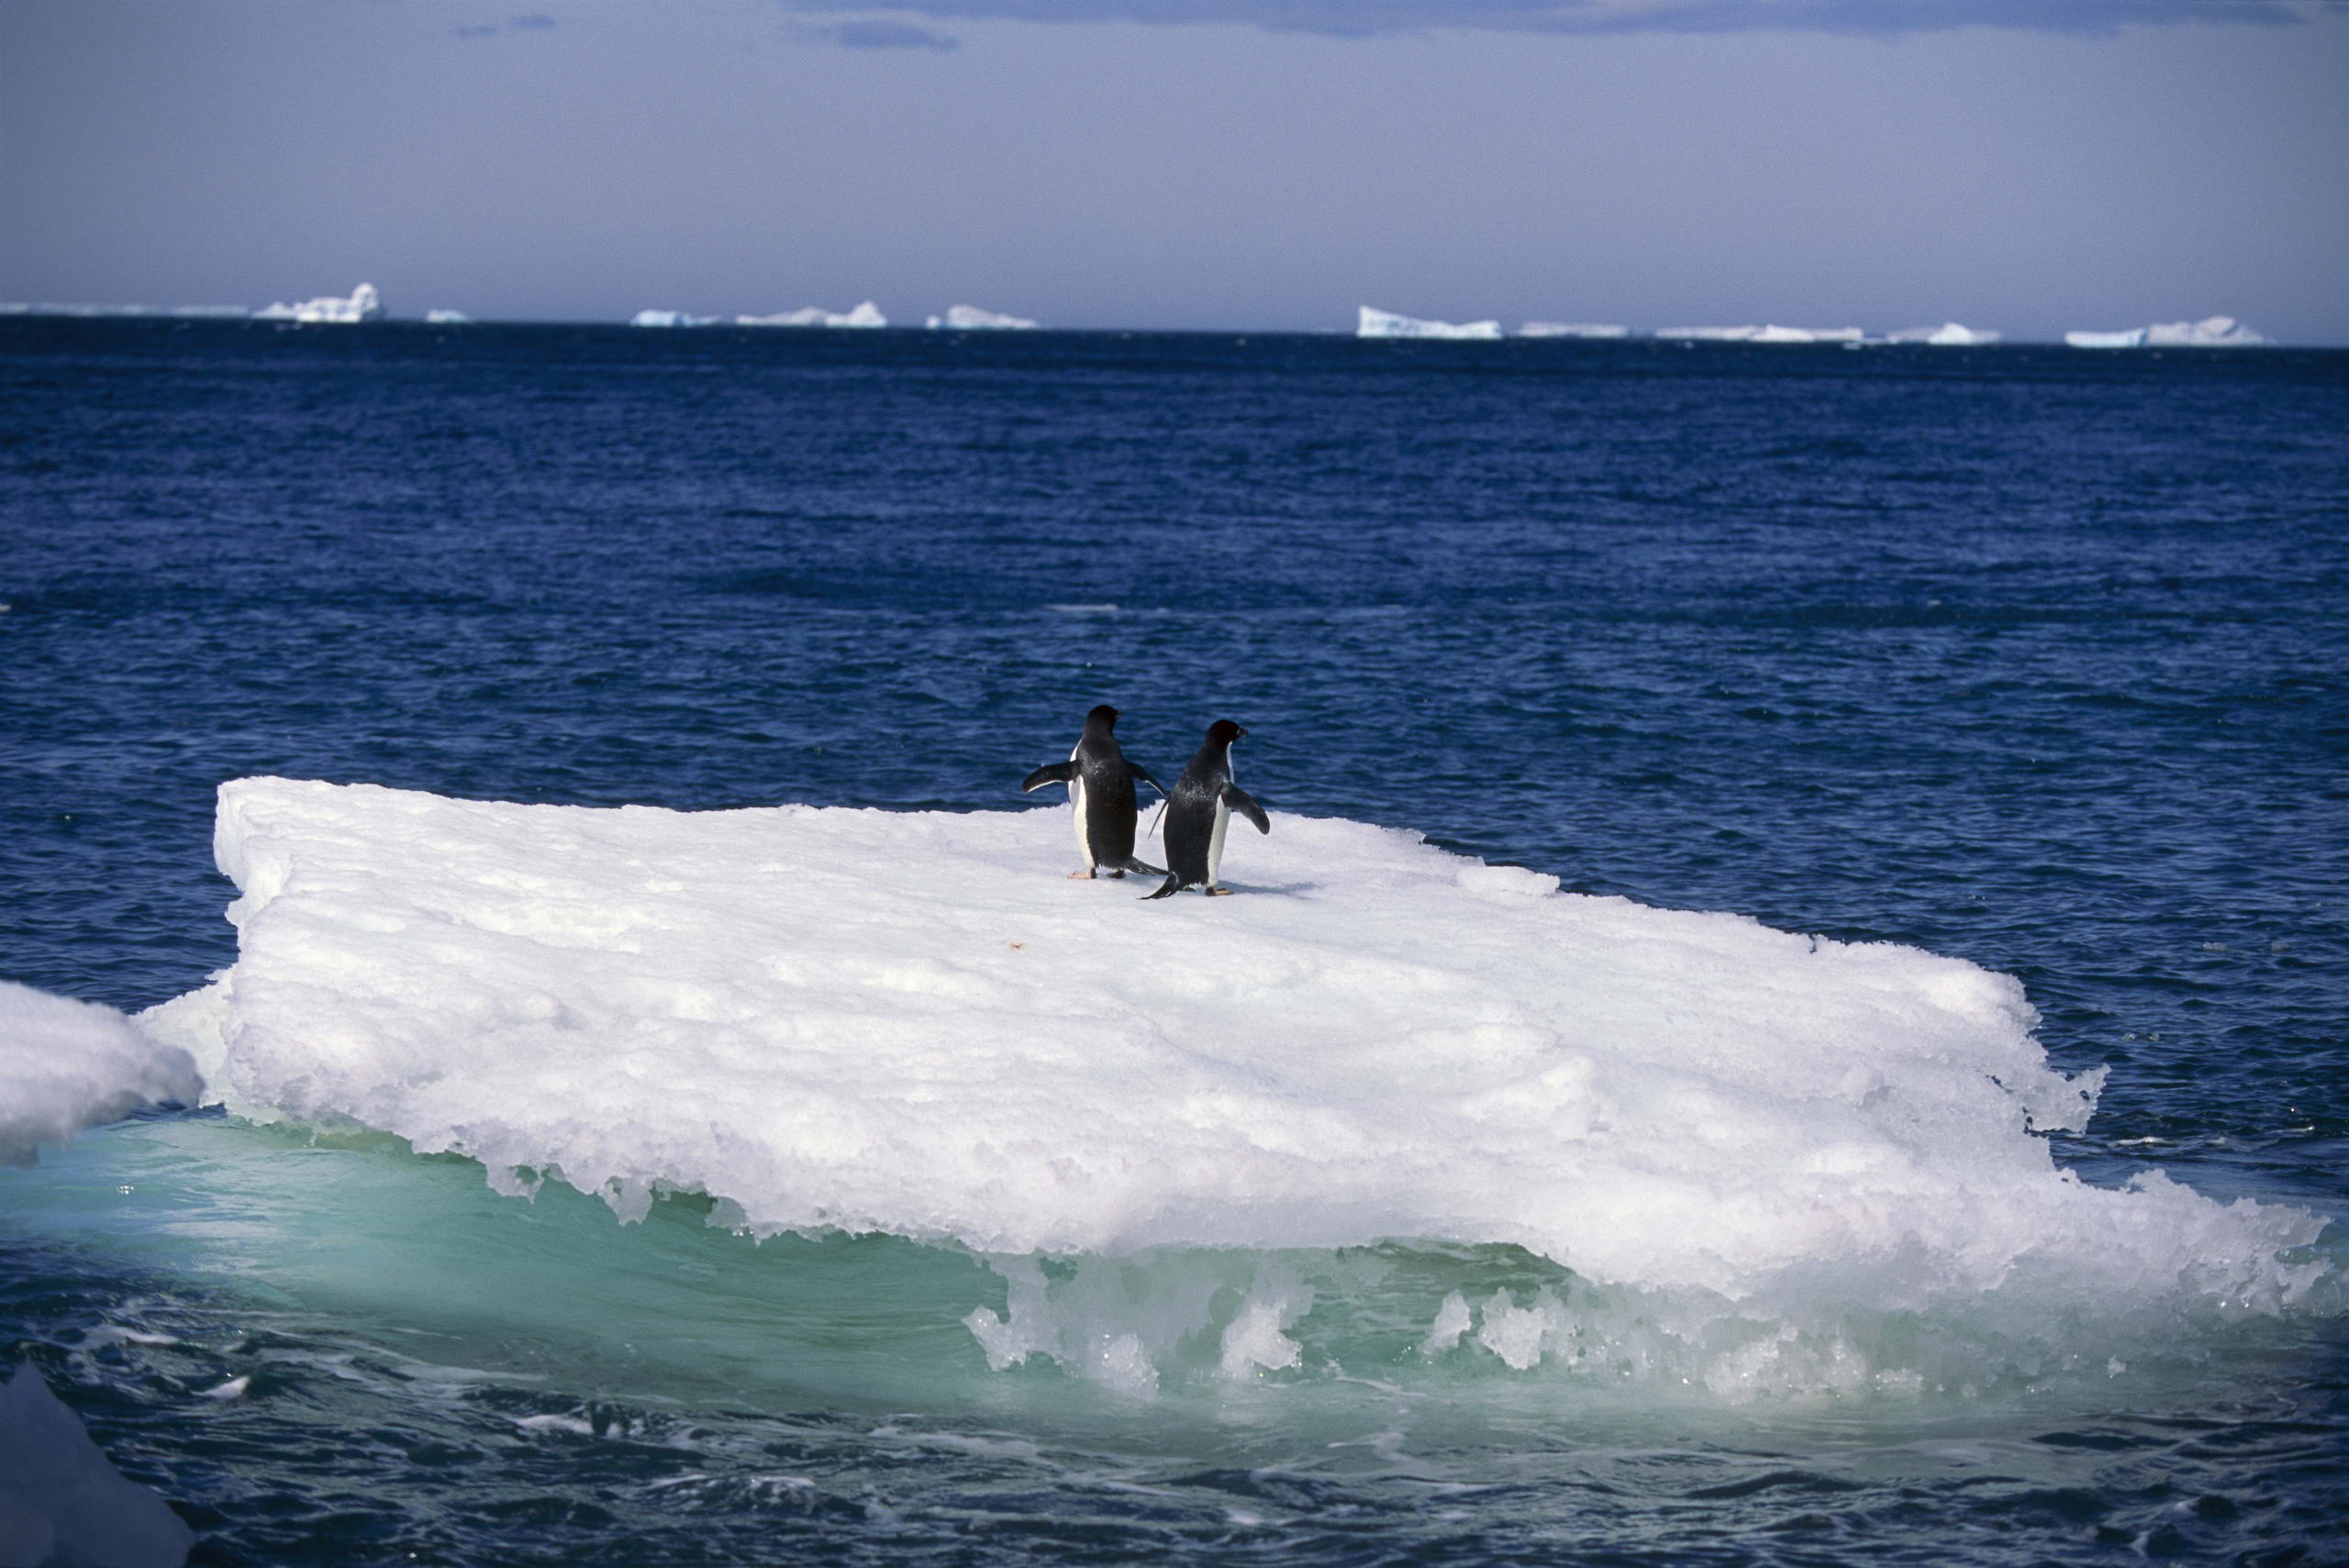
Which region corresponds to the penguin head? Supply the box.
[1207,718,1247,747]
[1085,705,1121,732]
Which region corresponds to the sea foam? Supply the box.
[135,777,2329,1364]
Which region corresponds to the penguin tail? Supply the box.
[1119,855,1166,878]
[1142,875,1183,901]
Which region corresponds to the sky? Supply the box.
[3,0,2345,340]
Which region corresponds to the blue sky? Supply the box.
[4,0,2343,339]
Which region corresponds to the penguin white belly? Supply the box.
[1069,773,1094,867]
[1206,797,1231,887]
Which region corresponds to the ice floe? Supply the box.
[926,305,1041,330]
[1357,306,1502,340]
[252,282,384,324]
[1516,322,1630,339]
[0,981,202,1166]
[135,778,2329,1334]
[737,301,887,328]
[1888,323,2001,345]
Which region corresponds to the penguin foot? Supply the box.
[1207,887,1235,896]
[1107,870,1125,879]
[1068,870,1096,880]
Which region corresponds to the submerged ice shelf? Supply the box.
[129,778,2326,1341]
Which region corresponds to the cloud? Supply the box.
[776,0,2323,39]
[807,17,964,46]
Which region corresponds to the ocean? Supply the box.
[3,317,2344,1565]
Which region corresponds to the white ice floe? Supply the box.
[629,308,721,328]
[1659,324,1863,344]
[0,1363,194,1568]
[424,309,474,325]
[0,982,202,1165]
[926,305,1041,330]
[1357,306,1503,340]
[737,301,887,328]
[1515,322,1630,339]
[137,778,2329,1330]
[2145,315,2266,347]
[1889,323,2001,346]
[0,303,248,318]
[252,283,384,324]
[2067,317,2266,349]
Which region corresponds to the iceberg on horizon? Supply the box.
[0,302,248,319]
[252,282,384,325]
[424,308,473,325]
[2145,315,2266,347]
[926,304,1041,330]
[2065,328,2149,349]
[738,300,887,328]
[1889,322,2001,346]
[1357,306,1503,340]
[1516,321,1630,339]
[629,308,721,328]
[136,777,2330,1350]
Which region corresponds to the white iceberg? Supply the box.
[629,308,722,328]
[926,305,1041,330]
[2065,328,2149,349]
[0,303,247,318]
[1516,322,1630,339]
[0,1363,194,1568]
[251,282,384,324]
[0,981,202,1167]
[1889,323,2001,346]
[424,308,473,325]
[737,301,887,328]
[2145,315,2266,347]
[137,777,2329,1340]
[1357,306,1503,340]
[1655,325,1758,340]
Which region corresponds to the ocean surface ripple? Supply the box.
[3,319,2346,1566]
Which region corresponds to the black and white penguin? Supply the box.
[1019,705,1168,879]
[1144,719,1269,899]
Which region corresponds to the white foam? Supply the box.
[134,777,2331,1351]
[0,1363,195,1568]
[1357,306,1502,340]
[0,982,203,1165]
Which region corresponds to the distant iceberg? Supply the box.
[424,309,473,325]
[2145,316,2266,347]
[738,300,887,328]
[2067,317,2266,350]
[1889,322,2001,346]
[629,308,720,328]
[252,282,384,325]
[1358,306,1503,340]
[1516,321,1629,339]
[0,301,247,318]
[926,304,1041,330]
[1655,325,1757,341]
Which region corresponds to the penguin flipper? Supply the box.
[1020,762,1076,794]
[1118,854,1166,878]
[1223,785,1271,835]
[1130,763,1168,797]
[1142,875,1184,900]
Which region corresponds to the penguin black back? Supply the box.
[1020,706,1167,879]
[1144,719,1268,898]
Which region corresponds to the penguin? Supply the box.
[1019,705,1168,879]
[1144,719,1269,899]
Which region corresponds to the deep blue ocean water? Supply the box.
[3,317,2346,1565]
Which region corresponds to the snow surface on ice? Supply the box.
[0,982,202,1165]
[0,1363,194,1568]
[1357,306,1502,340]
[136,778,2329,1324]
